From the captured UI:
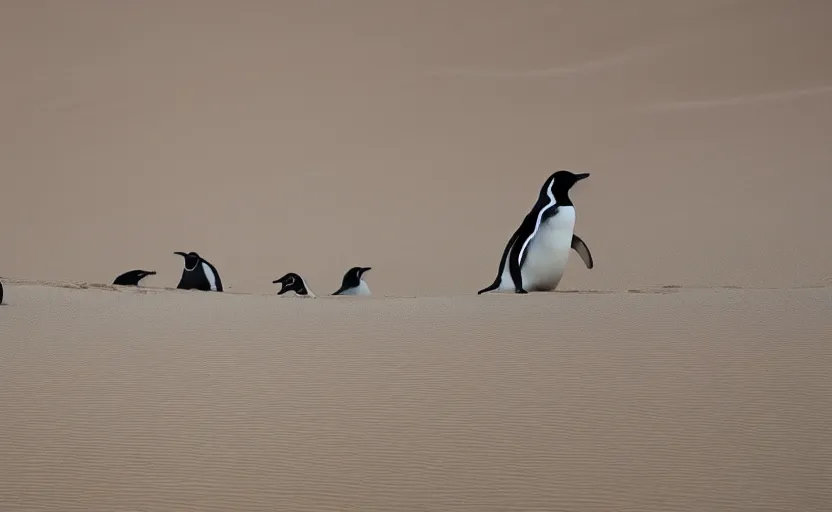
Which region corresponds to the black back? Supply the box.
[273,272,310,296]
[332,266,371,295]
[175,251,223,292]
[113,269,157,286]
[477,170,590,294]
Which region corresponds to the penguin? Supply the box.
[113,269,157,286]
[477,170,594,294]
[174,251,223,292]
[332,266,372,296]
[0,280,3,305]
[272,272,316,298]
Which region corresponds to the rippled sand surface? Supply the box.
[1,283,830,511]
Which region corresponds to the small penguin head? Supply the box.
[272,272,307,295]
[349,266,372,281]
[548,170,590,193]
[174,251,201,271]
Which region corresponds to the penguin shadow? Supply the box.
[626,285,683,295]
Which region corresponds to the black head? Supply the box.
[272,272,308,295]
[113,269,157,286]
[345,266,371,282]
[540,170,590,204]
[174,251,201,270]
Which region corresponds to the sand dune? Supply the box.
[2,0,832,510]
[2,283,831,511]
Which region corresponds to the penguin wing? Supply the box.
[201,260,223,292]
[571,234,594,269]
[209,263,224,292]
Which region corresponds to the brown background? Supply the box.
[3,0,831,295]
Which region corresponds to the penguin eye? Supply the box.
[286,277,295,285]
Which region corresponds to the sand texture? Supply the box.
[2,0,832,510]
[2,283,831,512]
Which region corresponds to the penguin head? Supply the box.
[131,270,156,282]
[174,251,202,271]
[347,266,372,282]
[548,170,590,193]
[272,272,307,295]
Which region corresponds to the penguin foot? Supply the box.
[515,289,528,294]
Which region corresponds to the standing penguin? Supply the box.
[174,251,223,292]
[113,269,156,286]
[332,266,372,296]
[272,272,316,298]
[477,170,594,294]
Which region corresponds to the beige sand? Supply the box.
[2,283,831,511]
[2,0,832,510]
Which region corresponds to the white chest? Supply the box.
[499,206,577,291]
[340,280,372,296]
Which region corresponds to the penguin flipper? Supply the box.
[571,234,594,269]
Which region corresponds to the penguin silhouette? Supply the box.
[113,269,156,286]
[174,251,223,292]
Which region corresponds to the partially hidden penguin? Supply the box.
[272,272,316,298]
[113,269,156,286]
[332,266,372,296]
[477,170,594,294]
[174,251,223,292]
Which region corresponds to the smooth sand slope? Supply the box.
[2,283,831,511]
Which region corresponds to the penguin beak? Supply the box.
[272,279,283,284]
[173,252,187,257]
[361,267,372,273]
[574,173,590,181]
